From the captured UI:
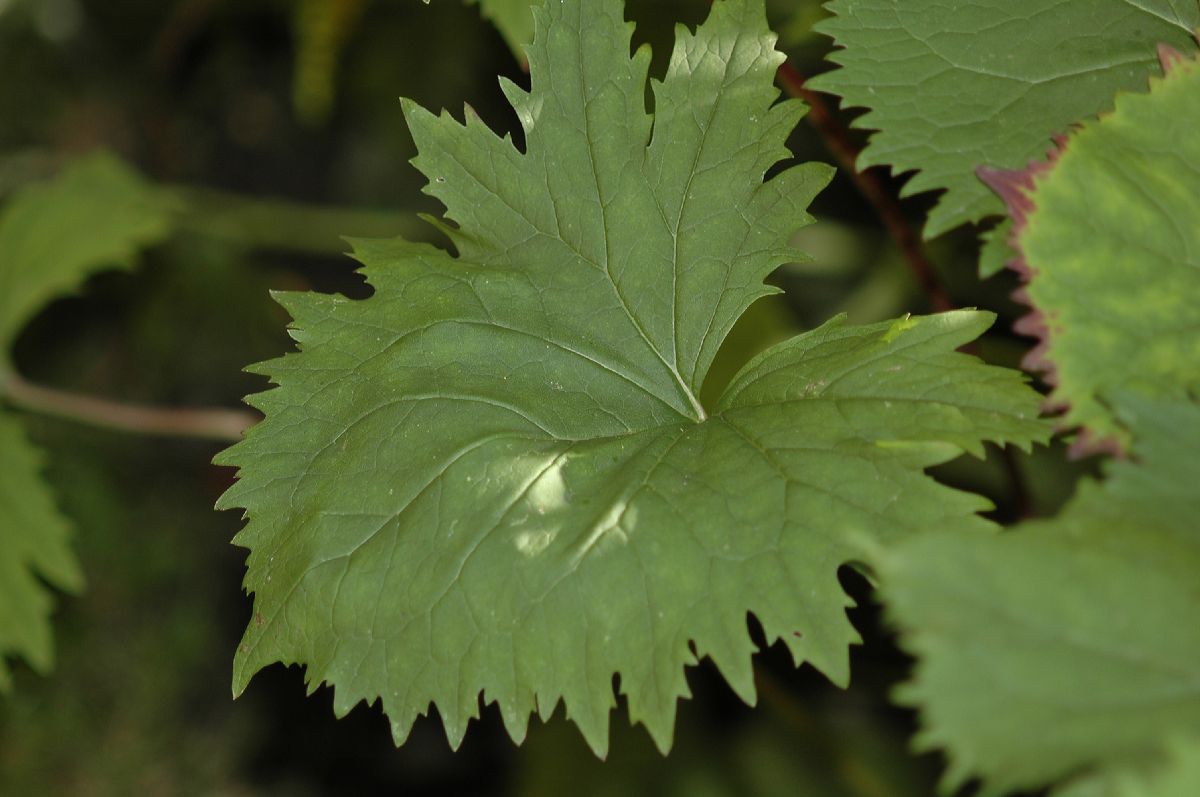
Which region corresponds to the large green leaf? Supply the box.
[217,0,1047,754]
[809,0,1200,240]
[0,152,175,689]
[982,48,1200,452]
[883,395,1200,795]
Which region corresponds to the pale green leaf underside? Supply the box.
[883,395,1200,795]
[218,0,1047,754]
[0,415,84,691]
[810,0,1200,239]
[1018,52,1200,446]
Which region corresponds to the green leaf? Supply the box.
[981,48,1200,452]
[0,152,175,689]
[809,0,1200,240]
[217,0,1048,754]
[0,151,178,356]
[0,414,84,691]
[882,394,1200,795]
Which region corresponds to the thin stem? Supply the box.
[2,370,256,443]
[776,62,955,313]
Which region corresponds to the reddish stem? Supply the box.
[776,62,955,313]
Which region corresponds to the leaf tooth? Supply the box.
[385,709,417,749]
[440,694,477,751]
[488,687,532,746]
[692,615,759,707]
[563,695,612,760]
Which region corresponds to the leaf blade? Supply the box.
[809,0,1200,240]
[218,0,1049,753]
[883,395,1200,794]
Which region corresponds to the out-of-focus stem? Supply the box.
[1,370,256,443]
[776,62,955,313]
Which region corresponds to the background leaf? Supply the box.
[0,414,84,691]
[1053,738,1200,797]
[0,152,175,690]
[882,395,1200,795]
[809,0,1200,242]
[0,152,178,356]
[468,0,534,57]
[877,47,1200,797]
[981,48,1200,451]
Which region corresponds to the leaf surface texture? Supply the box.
[810,0,1200,239]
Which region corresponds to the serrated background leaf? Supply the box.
[883,395,1200,795]
[0,152,178,355]
[988,50,1200,449]
[0,415,84,691]
[0,152,175,690]
[809,0,1200,240]
[469,0,533,56]
[218,0,1048,754]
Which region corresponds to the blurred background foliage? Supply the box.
[0,0,1092,793]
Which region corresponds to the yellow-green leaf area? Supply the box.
[1018,52,1200,447]
[0,152,174,691]
[0,415,84,691]
[1054,738,1200,797]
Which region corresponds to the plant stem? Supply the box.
[776,67,1036,518]
[1,370,256,443]
[776,62,955,313]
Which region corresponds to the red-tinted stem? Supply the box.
[776,61,955,313]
